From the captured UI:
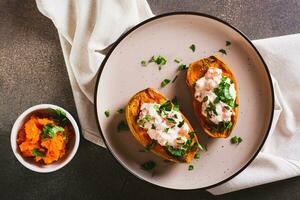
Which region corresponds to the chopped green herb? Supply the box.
[141,161,156,170]
[117,108,124,114]
[166,145,186,157]
[211,121,233,132]
[104,110,110,117]
[32,148,45,157]
[172,75,178,83]
[144,140,157,152]
[161,79,171,87]
[163,128,170,133]
[194,152,200,159]
[117,121,129,132]
[151,124,156,129]
[213,97,220,104]
[141,60,147,66]
[203,96,208,102]
[47,108,69,127]
[188,165,194,171]
[178,64,188,71]
[171,97,180,111]
[174,59,181,63]
[231,136,243,144]
[159,100,172,112]
[190,44,196,52]
[226,41,231,46]
[40,124,64,138]
[219,49,227,55]
[177,120,185,128]
[166,118,176,124]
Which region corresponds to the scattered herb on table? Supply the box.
[174,59,181,63]
[141,161,156,170]
[104,110,110,117]
[226,41,231,46]
[219,49,227,55]
[161,79,171,87]
[117,108,124,114]
[141,60,147,66]
[230,136,243,144]
[117,120,129,132]
[172,75,178,83]
[32,148,45,157]
[190,44,196,52]
[178,64,188,71]
[194,152,200,159]
[188,165,194,171]
[143,140,157,152]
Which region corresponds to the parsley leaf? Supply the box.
[231,136,242,144]
[161,79,171,87]
[40,124,64,138]
[194,152,200,159]
[141,161,156,170]
[104,110,110,117]
[177,120,184,128]
[188,165,194,170]
[166,118,176,124]
[178,64,188,71]
[47,108,69,127]
[117,121,129,132]
[219,49,227,55]
[159,100,172,112]
[171,97,180,111]
[226,41,231,46]
[141,60,147,66]
[190,44,196,52]
[32,148,46,157]
[174,59,181,63]
[117,108,124,114]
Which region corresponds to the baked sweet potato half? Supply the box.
[125,88,200,163]
[186,55,239,138]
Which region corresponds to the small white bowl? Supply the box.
[11,104,80,173]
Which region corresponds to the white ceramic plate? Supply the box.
[95,12,274,190]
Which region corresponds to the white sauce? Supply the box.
[137,103,190,148]
[194,67,236,124]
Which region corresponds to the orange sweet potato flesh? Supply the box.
[125,88,198,163]
[186,55,239,138]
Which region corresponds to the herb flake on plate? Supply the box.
[174,59,181,63]
[117,120,129,132]
[104,110,110,117]
[219,49,227,55]
[141,161,156,170]
[188,165,194,171]
[190,44,196,52]
[226,41,231,46]
[117,108,124,114]
[161,79,171,87]
[178,64,188,71]
[230,136,242,144]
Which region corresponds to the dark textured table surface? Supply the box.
[1,0,300,199]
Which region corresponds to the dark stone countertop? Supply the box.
[1,0,300,199]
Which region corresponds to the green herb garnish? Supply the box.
[166,118,176,124]
[104,110,110,117]
[161,79,171,87]
[171,97,179,111]
[188,165,194,170]
[226,41,231,46]
[32,148,46,157]
[190,44,196,52]
[203,96,208,102]
[231,136,242,144]
[194,152,200,159]
[219,49,227,55]
[40,124,64,138]
[117,108,124,114]
[211,121,232,132]
[144,140,157,152]
[117,121,129,132]
[178,64,188,71]
[178,120,184,128]
[141,161,156,170]
[47,108,69,127]
[141,60,147,66]
[159,100,172,112]
[174,59,181,63]
[150,55,167,70]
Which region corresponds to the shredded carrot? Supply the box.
[17,115,72,165]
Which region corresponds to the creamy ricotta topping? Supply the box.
[137,103,190,148]
[194,67,236,125]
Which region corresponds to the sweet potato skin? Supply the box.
[125,88,198,163]
[186,55,239,138]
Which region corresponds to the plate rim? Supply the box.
[94,11,274,190]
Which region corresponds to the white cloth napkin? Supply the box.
[36,0,300,195]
